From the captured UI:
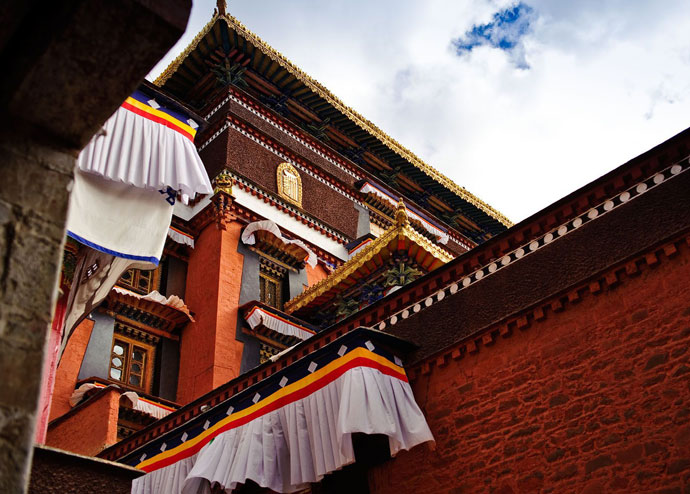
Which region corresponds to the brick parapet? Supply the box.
[46,387,120,457]
[197,87,475,247]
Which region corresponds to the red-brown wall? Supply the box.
[46,387,120,457]
[369,243,690,493]
[305,263,329,288]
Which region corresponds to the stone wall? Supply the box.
[0,1,191,491]
[0,133,76,492]
[368,235,690,493]
[29,445,142,494]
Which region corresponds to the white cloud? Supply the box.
[151,0,690,222]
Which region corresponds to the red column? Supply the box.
[177,219,246,404]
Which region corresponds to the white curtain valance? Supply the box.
[241,220,317,267]
[127,334,434,494]
[69,383,175,420]
[132,363,434,494]
[167,227,195,248]
[78,91,212,204]
[122,392,175,420]
[245,306,315,341]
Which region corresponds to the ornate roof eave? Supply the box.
[153,13,512,228]
[104,287,194,333]
[284,204,454,314]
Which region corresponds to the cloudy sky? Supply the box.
[150,1,690,223]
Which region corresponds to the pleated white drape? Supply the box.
[131,366,434,494]
[241,220,317,267]
[78,106,212,204]
[245,308,314,341]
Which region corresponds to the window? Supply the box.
[118,268,158,295]
[259,257,287,310]
[259,272,283,309]
[109,335,154,391]
[276,162,302,207]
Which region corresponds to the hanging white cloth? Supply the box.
[122,392,175,420]
[131,363,434,494]
[67,169,173,265]
[241,220,318,267]
[77,91,212,204]
[245,306,315,341]
[167,227,195,248]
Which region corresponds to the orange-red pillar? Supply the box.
[177,220,245,404]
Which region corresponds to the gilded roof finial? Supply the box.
[395,198,409,226]
[217,0,227,16]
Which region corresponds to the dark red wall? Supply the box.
[215,126,360,238]
[369,238,690,493]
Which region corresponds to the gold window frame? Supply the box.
[277,162,302,207]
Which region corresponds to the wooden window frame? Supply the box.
[259,271,284,310]
[108,333,155,393]
[117,266,161,295]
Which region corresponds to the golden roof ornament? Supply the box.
[395,198,409,226]
[216,0,227,16]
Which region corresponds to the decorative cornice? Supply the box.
[211,190,236,230]
[205,88,362,181]
[406,231,690,381]
[371,159,689,334]
[284,203,454,314]
[153,13,220,86]
[154,12,511,227]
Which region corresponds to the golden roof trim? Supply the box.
[153,13,220,86]
[154,12,512,227]
[284,217,453,314]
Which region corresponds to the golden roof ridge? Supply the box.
[154,11,513,227]
[284,214,453,314]
[153,13,220,86]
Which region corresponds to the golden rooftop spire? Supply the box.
[216,0,227,16]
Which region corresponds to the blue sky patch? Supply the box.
[453,2,535,68]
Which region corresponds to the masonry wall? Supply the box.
[369,240,690,493]
[46,388,120,457]
[224,127,360,239]
[30,445,142,494]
